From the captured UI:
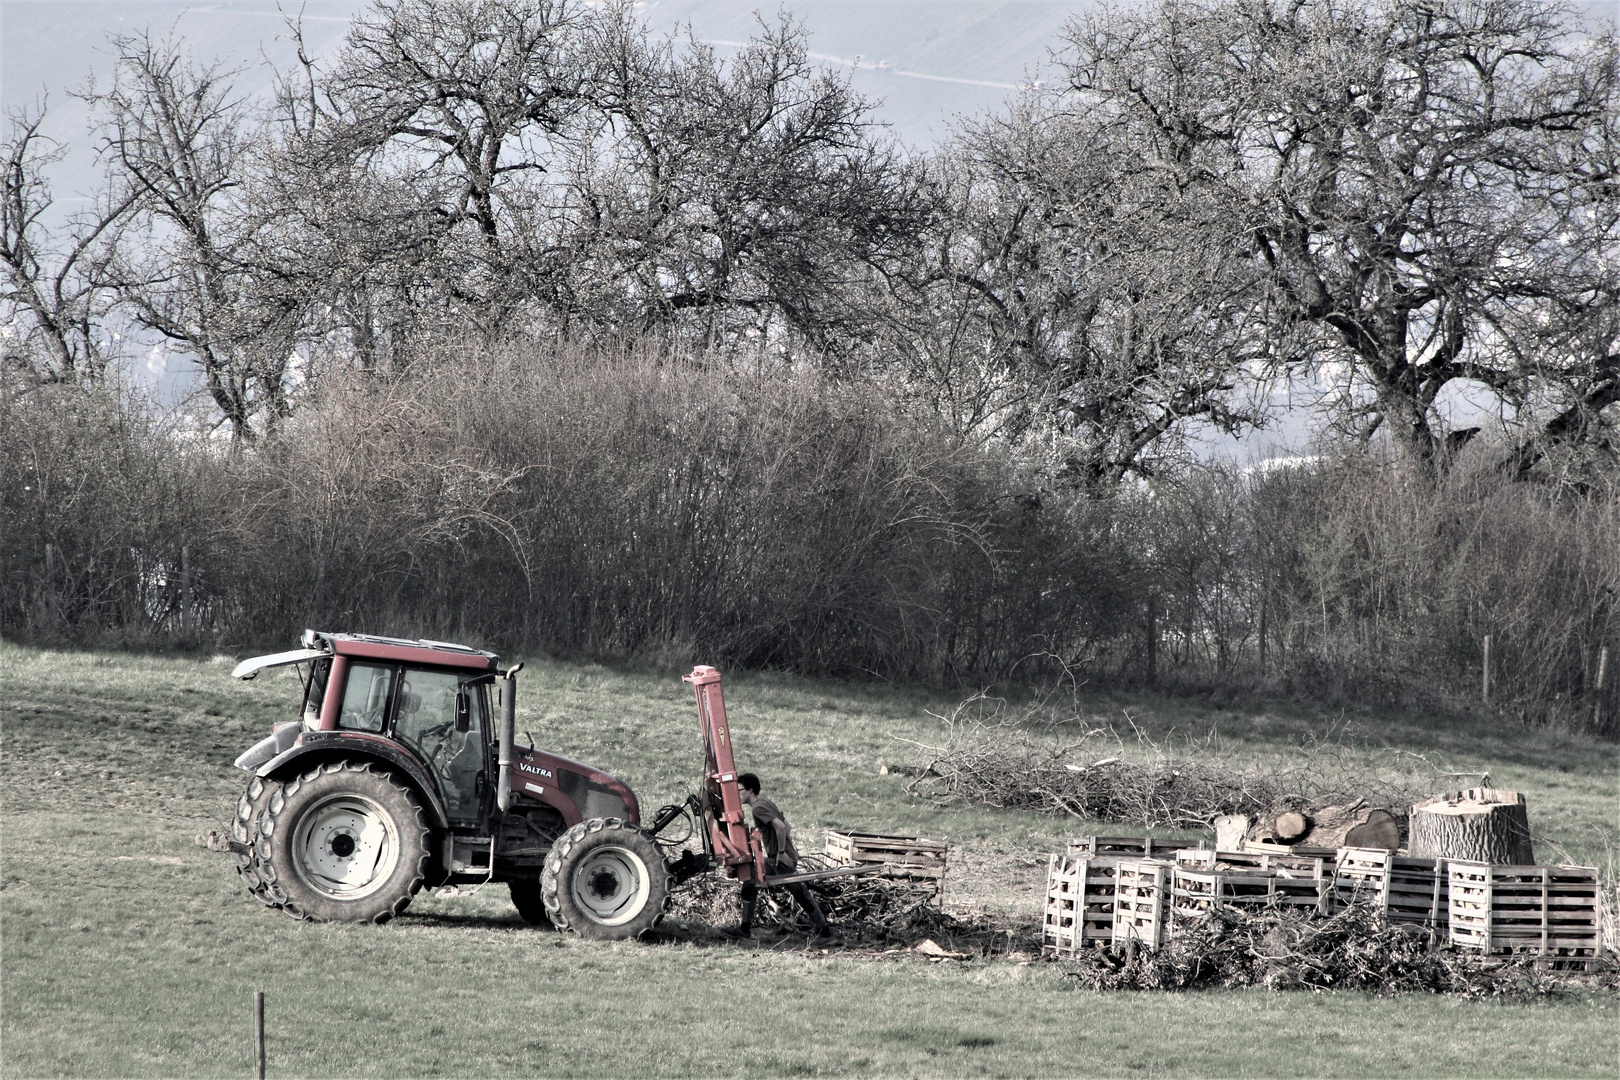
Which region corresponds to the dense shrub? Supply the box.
[3,351,1614,734]
[1139,455,1620,732]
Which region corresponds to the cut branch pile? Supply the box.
[663,852,987,947]
[1062,901,1608,998]
[903,702,1429,831]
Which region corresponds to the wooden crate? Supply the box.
[1172,865,1332,930]
[1068,836,1193,860]
[824,831,948,894]
[1112,859,1174,948]
[1335,847,1448,940]
[1042,855,1120,956]
[1448,862,1601,967]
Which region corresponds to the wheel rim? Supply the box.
[291,794,399,900]
[568,844,651,926]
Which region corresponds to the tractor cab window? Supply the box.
[393,668,487,825]
[337,663,393,732]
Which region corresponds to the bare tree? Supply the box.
[89,32,301,440]
[561,10,931,357]
[887,93,1276,486]
[274,0,926,359]
[0,104,133,385]
[1058,0,1619,475]
[296,0,594,339]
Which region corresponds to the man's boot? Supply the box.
[721,895,756,940]
[800,890,837,942]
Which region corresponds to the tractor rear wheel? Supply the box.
[541,818,670,940]
[256,761,430,923]
[508,879,552,927]
[232,775,284,907]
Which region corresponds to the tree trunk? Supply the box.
[1246,800,1400,850]
[1273,811,1310,843]
[1214,814,1250,852]
[1407,788,1534,865]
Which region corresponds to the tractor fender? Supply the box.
[234,722,300,772]
[255,731,451,832]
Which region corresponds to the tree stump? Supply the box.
[1408,788,1534,865]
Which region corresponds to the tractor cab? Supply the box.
[233,631,500,829]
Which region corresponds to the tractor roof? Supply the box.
[232,631,499,680]
[317,631,499,671]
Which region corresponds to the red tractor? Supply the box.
[223,631,858,938]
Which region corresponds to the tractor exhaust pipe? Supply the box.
[496,663,522,812]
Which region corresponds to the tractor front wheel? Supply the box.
[256,761,430,923]
[541,819,670,940]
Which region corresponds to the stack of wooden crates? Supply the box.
[1447,862,1602,968]
[1042,836,1604,968]
[1042,837,1187,953]
[824,830,950,904]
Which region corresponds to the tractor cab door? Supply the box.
[390,668,489,828]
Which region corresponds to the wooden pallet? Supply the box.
[1179,848,1333,882]
[1112,859,1174,948]
[1238,839,1341,859]
[1067,836,1193,860]
[1042,855,1121,956]
[824,831,949,896]
[1335,847,1448,940]
[1172,865,1332,929]
[1448,862,1601,964]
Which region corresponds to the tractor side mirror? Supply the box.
[454,691,471,733]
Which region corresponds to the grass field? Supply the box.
[2,640,1616,1078]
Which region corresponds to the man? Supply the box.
[723,773,835,941]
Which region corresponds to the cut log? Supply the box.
[1214,815,1251,852]
[1408,788,1534,865]
[1299,802,1400,850]
[1273,811,1311,844]
[1243,800,1400,850]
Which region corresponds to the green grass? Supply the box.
[2,640,1616,1078]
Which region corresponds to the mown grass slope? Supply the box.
[1,641,1615,1078]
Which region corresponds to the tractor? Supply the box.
[220,630,864,938]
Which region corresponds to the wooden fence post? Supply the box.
[1482,634,1492,704]
[253,991,265,1080]
[181,545,193,640]
[1146,593,1157,687]
[1257,594,1268,678]
[1596,646,1610,730]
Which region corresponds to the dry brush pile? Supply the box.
[902,697,1432,830]
[1061,901,1610,998]
[663,852,999,949]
